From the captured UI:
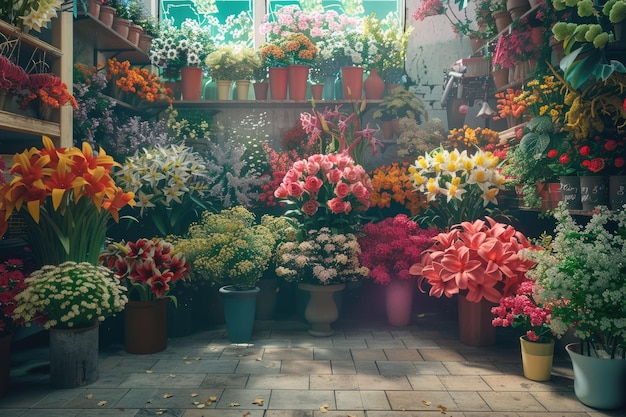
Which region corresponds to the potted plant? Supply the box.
[100,237,191,354]
[410,217,536,346]
[412,0,475,38]
[358,214,438,326]
[491,275,556,381]
[0,137,136,267]
[177,206,275,343]
[521,204,626,409]
[18,72,78,120]
[275,226,370,336]
[372,87,429,140]
[13,261,127,387]
[252,55,269,100]
[205,45,260,100]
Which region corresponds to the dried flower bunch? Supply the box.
[13,261,128,330]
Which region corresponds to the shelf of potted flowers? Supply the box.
[358,215,438,326]
[100,237,191,354]
[205,45,260,100]
[13,261,128,387]
[521,204,626,409]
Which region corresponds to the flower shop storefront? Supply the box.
[1,0,626,412]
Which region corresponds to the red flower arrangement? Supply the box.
[19,72,78,114]
[410,217,536,303]
[274,153,373,231]
[491,278,554,342]
[0,56,28,93]
[0,258,29,336]
[100,238,191,301]
[258,143,302,208]
[359,214,438,286]
[546,134,626,176]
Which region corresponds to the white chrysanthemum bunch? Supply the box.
[522,204,626,358]
[275,227,369,285]
[149,18,214,69]
[13,262,127,330]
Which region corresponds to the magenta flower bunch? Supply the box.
[274,153,373,232]
[491,279,554,342]
[358,214,438,286]
[410,217,536,303]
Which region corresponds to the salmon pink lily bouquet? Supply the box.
[0,137,136,266]
[410,217,536,303]
[100,238,191,303]
[274,153,373,232]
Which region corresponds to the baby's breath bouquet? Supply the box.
[177,206,275,290]
[275,227,369,286]
[522,204,626,359]
[115,143,210,237]
[12,262,128,330]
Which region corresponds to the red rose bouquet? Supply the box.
[359,214,438,286]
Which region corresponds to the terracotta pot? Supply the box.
[112,17,130,38]
[310,83,324,100]
[506,0,530,20]
[492,10,513,33]
[469,33,486,54]
[127,24,143,45]
[288,65,309,101]
[180,67,203,100]
[253,81,269,100]
[363,69,385,99]
[98,5,115,27]
[163,80,181,100]
[457,294,496,347]
[381,120,393,141]
[341,66,364,100]
[531,27,545,47]
[138,33,153,53]
[269,67,288,100]
[492,67,509,90]
[124,299,168,354]
[84,0,101,18]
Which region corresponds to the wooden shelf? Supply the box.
[0,110,61,137]
[0,19,63,57]
[73,14,151,65]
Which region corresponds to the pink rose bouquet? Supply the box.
[410,217,536,303]
[358,215,438,286]
[491,278,554,342]
[274,153,373,232]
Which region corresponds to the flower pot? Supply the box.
[457,294,496,347]
[216,80,232,100]
[253,81,269,100]
[164,80,182,100]
[98,5,115,27]
[492,10,513,33]
[298,283,345,337]
[112,17,130,39]
[341,66,364,100]
[385,279,414,327]
[0,332,12,397]
[468,33,486,54]
[609,175,626,210]
[288,64,309,101]
[127,24,143,45]
[50,324,99,388]
[579,175,608,211]
[180,67,203,100]
[219,285,260,343]
[520,336,554,381]
[492,67,509,90]
[566,343,626,410]
[82,0,101,18]
[269,67,288,100]
[363,69,385,100]
[559,176,582,210]
[506,0,530,20]
[310,83,324,100]
[531,27,545,47]
[138,33,153,53]
[537,182,560,211]
[124,299,168,354]
[235,80,251,100]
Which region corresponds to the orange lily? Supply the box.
[102,187,136,222]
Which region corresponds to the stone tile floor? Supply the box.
[1,314,625,417]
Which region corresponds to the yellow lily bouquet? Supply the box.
[0,137,136,266]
